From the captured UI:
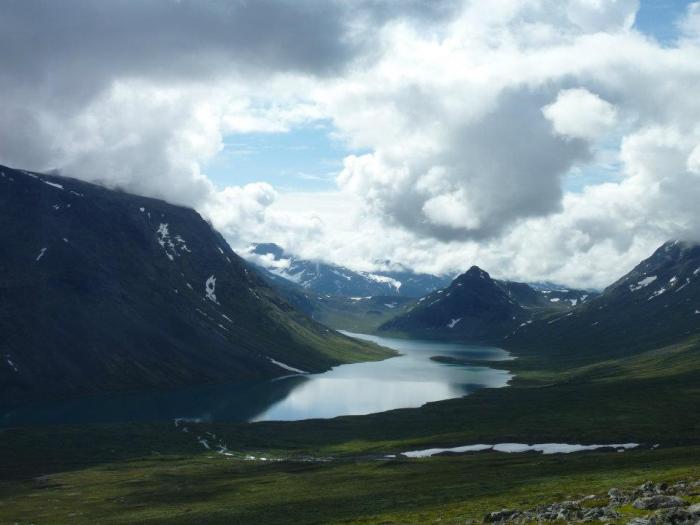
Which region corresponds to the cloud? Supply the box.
[3,0,700,289]
[204,181,277,245]
[542,88,618,140]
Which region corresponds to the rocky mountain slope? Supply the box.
[380,266,528,342]
[500,280,595,310]
[377,264,595,342]
[0,165,390,402]
[510,240,700,362]
[246,243,450,297]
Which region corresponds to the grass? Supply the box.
[3,335,700,523]
[311,296,414,334]
[2,446,700,524]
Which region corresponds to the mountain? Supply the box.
[510,240,700,362]
[380,266,528,342]
[250,264,415,332]
[0,165,391,402]
[245,243,451,297]
[500,280,595,309]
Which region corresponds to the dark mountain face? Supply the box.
[247,243,451,298]
[510,241,700,361]
[499,280,595,309]
[0,166,388,403]
[380,266,528,342]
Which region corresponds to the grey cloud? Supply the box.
[0,0,458,176]
[350,89,591,242]
[0,0,358,108]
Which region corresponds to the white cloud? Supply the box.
[3,0,700,289]
[542,88,618,140]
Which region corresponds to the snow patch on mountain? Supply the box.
[648,287,667,300]
[205,275,218,303]
[629,275,657,292]
[362,273,402,291]
[157,223,190,259]
[268,358,307,374]
[5,355,18,372]
[42,180,64,190]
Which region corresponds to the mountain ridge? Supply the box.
[509,240,700,363]
[246,242,451,298]
[0,165,390,403]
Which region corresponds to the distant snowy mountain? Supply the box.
[245,243,450,298]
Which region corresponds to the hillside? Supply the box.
[500,280,595,310]
[510,240,700,363]
[380,266,528,341]
[0,166,391,402]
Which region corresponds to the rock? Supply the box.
[481,479,698,524]
[610,487,632,505]
[687,503,700,514]
[484,509,520,523]
[639,481,656,493]
[652,507,694,524]
[627,519,651,525]
[632,495,687,510]
[581,506,620,522]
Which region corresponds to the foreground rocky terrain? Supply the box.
[483,479,700,524]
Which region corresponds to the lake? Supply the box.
[0,332,512,427]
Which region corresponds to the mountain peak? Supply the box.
[461,265,491,281]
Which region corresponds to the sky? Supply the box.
[2,0,700,288]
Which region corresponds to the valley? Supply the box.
[2,170,700,524]
[3,328,700,524]
[0,332,511,427]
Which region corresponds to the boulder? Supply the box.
[581,506,620,522]
[632,495,687,510]
[686,503,700,514]
[652,507,695,524]
[484,509,520,523]
[609,487,632,505]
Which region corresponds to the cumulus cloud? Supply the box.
[542,88,618,140]
[4,0,700,288]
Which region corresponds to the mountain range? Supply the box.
[0,165,390,402]
[379,238,700,363]
[379,267,595,342]
[5,161,695,401]
[510,240,700,362]
[246,242,452,297]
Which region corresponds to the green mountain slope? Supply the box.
[510,240,700,364]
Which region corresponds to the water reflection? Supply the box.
[252,331,512,421]
[0,332,512,427]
